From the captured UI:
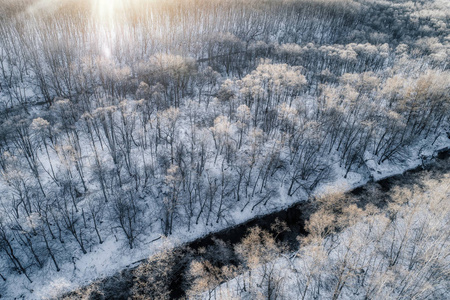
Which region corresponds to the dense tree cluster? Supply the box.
[192,175,450,299]
[0,0,449,291]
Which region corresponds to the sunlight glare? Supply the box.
[92,0,127,58]
[102,45,112,59]
[93,0,125,26]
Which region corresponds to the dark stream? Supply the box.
[62,147,450,300]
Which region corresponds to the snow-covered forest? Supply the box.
[192,173,450,300]
[0,0,449,298]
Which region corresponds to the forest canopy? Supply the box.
[0,0,449,298]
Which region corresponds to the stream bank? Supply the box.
[62,147,450,299]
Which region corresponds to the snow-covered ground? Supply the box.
[198,173,450,300]
[1,133,448,299]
